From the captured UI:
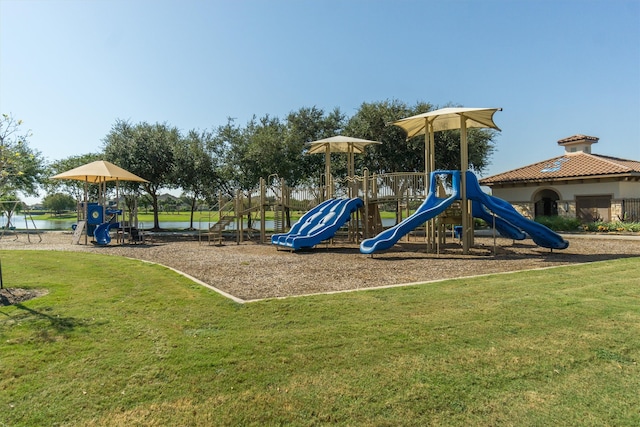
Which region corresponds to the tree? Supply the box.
[345,100,497,174]
[212,117,271,230]
[432,127,497,173]
[42,193,76,215]
[215,107,346,190]
[344,99,431,174]
[103,119,179,230]
[0,113,46,197]
[214,118,255,193]
[45,153,103,202]
[283,106,346,185]
[173,129,225,229]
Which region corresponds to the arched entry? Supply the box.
[534,189,560,217]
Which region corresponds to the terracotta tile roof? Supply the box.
[557,134,599,145]
[480,152,640,185]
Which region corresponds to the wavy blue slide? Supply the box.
[271,197,363,250]
[465,171,568,249]
[271,198,337,246]
[360,171,461,254]
[471,200,526,241]
[94,221,120,245]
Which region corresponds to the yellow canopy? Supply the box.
[51,160,147,244]
[51,160,148,183]
[390,107,502,139]
[306,135,381,154]
[306,135,381,199]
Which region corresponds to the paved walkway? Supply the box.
[473,228,640,241]
[560,232,640,241]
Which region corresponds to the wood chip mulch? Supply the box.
[1,231,639,302]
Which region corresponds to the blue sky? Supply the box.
[1,0,639,203]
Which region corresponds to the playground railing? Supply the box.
[366,172,427,203]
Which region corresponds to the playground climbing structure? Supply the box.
[360,170,569,254]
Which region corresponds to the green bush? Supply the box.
[474,218,488,228]
[534,215,582,231]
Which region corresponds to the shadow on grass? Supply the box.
[12,303,86,333]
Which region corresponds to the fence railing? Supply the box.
[622,198,640,222]
[327,171,428,203]
[366,172,427,203]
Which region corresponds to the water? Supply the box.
[5,218,76,231]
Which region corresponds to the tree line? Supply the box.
[1,100,498,229]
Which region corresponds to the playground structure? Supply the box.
[199,170,427,247]
[264,107,569,253]
[52,160,149,246]
[44,109,569,253]
[199,177,327,246]
[201,164,568,253]
[73,200,145,245]
[359,170,568,254]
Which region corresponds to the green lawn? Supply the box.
[33,211,210,223]
[1,250,638,426]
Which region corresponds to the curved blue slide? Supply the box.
[271,198,363,250]
[271,198,337,246]
[94,221,120,245]
[472,200,526,241]
[465,172,568,249]
[360,171,461,254]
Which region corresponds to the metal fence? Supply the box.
[622,198,640,222]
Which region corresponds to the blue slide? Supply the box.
[271,198,337,246]
[271,197,364,250]
[94,221,120,245]
[360,170,568,254]
[360,171,461,254]
[465,172,568,249]
[472,200,526,241]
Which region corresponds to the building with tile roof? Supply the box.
[479,135,640,222]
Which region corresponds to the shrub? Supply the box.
[534,215,582,231]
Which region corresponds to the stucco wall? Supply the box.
[619,181,640,198]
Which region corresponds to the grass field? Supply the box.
[1,250,639,426]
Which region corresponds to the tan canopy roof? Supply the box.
[306,135,381,154]
[390,107,502,139]
[51,160,148,183]
[306,135,381,199]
